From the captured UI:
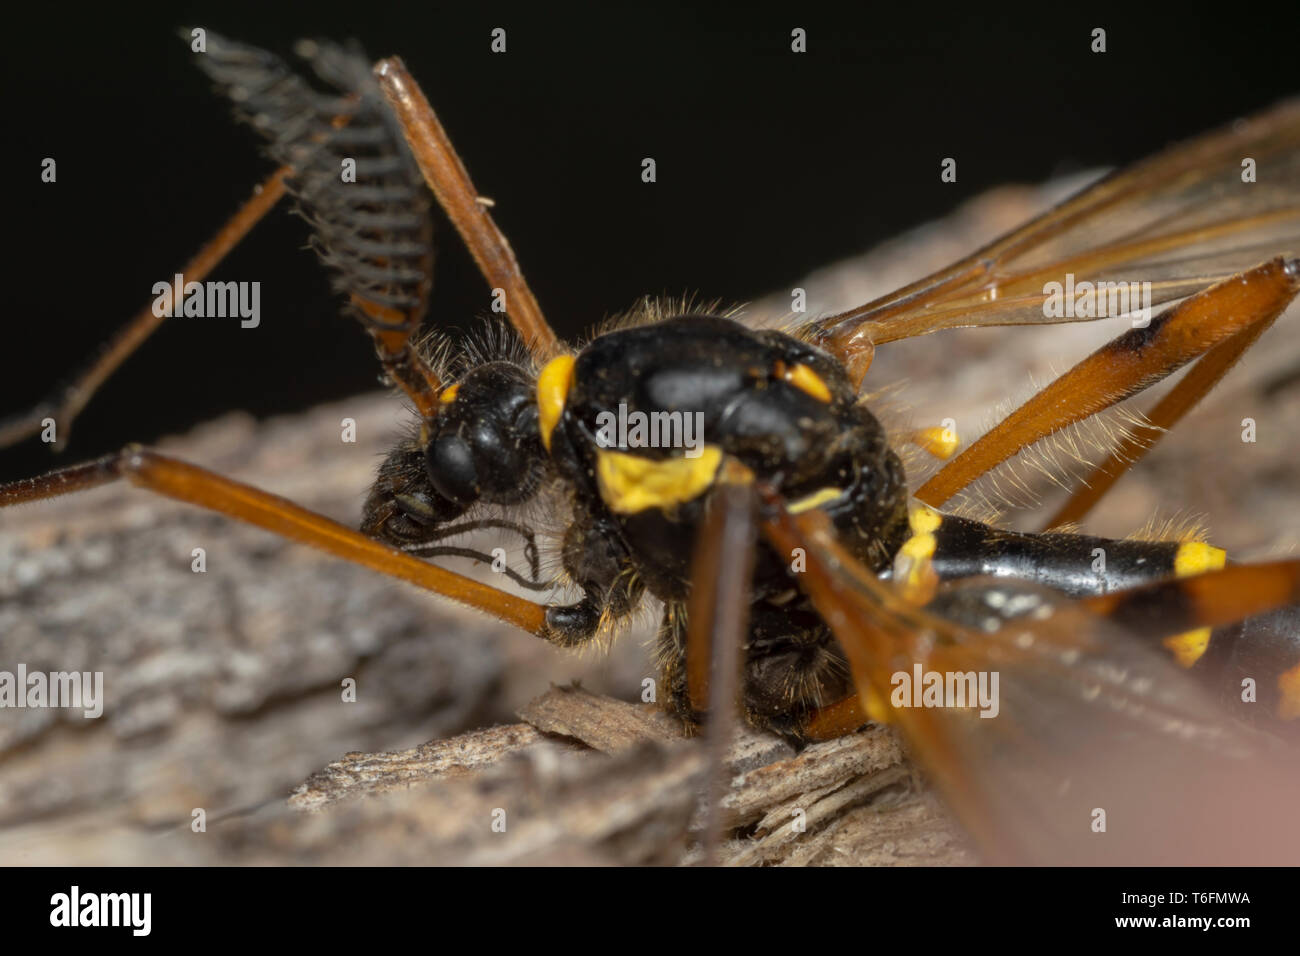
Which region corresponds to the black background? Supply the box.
[3,1,1297,481]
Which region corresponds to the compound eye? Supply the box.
[426,434,479,506]
[467,421,517,498]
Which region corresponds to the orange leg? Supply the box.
[682,481,758,864]
[1042,313,1276,528]
[0,169,289,450]
[802,695,871,740]
[0,448,547,636]
[373,57,562,361]
[914,258,1299,508]
[1,35,453,451]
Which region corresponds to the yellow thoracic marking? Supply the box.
[787,487,843,514]
[780,361,832,403]
[439,383,460,404]
[1163,541,1228,668]
[910,425,960,460]
[1278,662,1300,721]
[785,363,832,403]
[536,354,575,452]
[595,446,723,514]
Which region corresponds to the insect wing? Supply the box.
[762,502,1300,865]
[807,97,1300,351]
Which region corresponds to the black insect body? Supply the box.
[360,313,1296,739]
[363,315,910,733]
[556,318,909,731]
